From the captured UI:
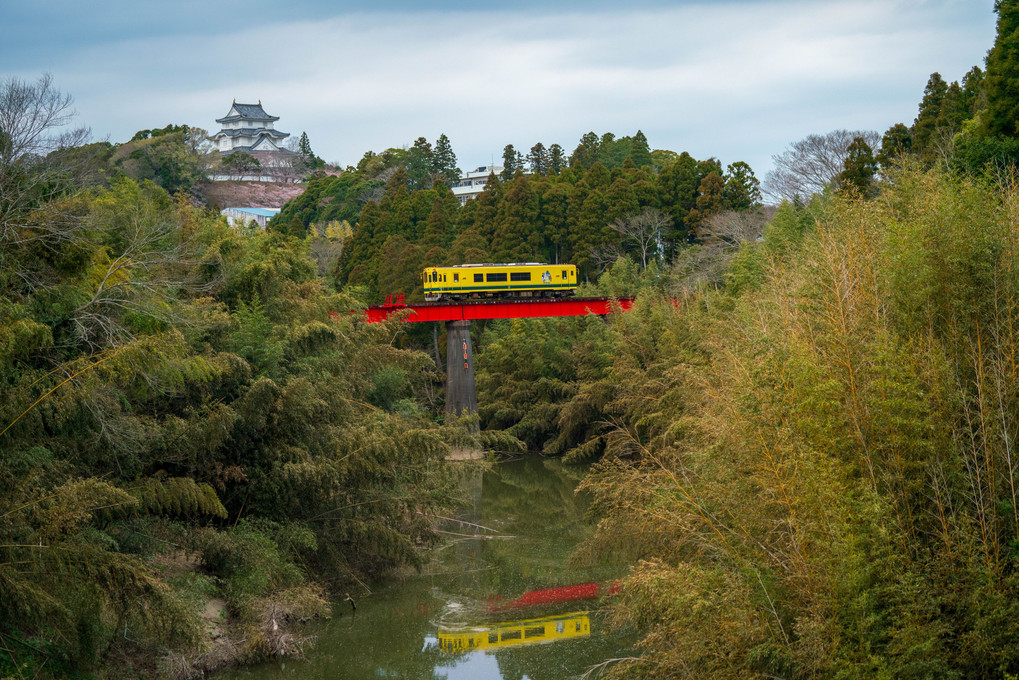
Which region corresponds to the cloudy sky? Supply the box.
[1,0,998,178]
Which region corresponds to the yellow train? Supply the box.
[437,611,590,654]
[422,263,578,302]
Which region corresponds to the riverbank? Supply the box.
[211,457,634,680]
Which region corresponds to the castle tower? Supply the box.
[212,100,290,154]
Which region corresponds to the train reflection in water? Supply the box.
[437,611,591,654]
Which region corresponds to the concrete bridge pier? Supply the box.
[445,320,478,416]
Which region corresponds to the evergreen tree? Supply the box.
[983,0,1019,137]
[838,136,877,195]
[431,133,460,186]
[656,152,700,247]
[549,143,566,174]
[629,130,653,168]
[961,65,986,115]
[570,132,600,170]
[597,132,626,168]
[685,171,724,239]
[527,142,550,175]
[299,131,313,156]
[502,144,518,180]
[491,175,540,260]
[403,136,434,188]
[934,81,968,149]
[877,123,913,171]
[539,182,571,263]
[912,72,948,156]
[722,161,761,211]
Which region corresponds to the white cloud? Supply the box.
[35,0,996,175]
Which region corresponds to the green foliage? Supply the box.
[838,136,878,196]
[280,131,744,294]
[577,170,1019,678]
[983,0,1019,138]
[0,123,471,676]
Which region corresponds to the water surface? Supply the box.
[220,457,631,680]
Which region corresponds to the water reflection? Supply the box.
[436,611,591,654]
[218,458,632,680]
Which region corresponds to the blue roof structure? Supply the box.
[225,208,281,217]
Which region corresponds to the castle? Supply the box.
[212,100,290,154]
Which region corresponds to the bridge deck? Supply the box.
[364,297,634,323]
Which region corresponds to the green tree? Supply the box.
[723,161,761,211]
[431,133,460,186]
[656,152,700,247]
[548,143,566,174]
[527,142,550,175]
[983,0,1019,137]
[685,171,725,238]
[628,130,653,168]
[877,123,913,172]
[838,135,877,195]
[912,72,948,157]
[961,65,985,115]
[501,144,518,180]
[570,132,600,170]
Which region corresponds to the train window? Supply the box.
[488,633,498,644]
[562,270,567,278]
[556,622,565,633]
[510,272,531,281]
[454,273,459,282]
[501,630,521,641]
[474,273,484,282]
[487,272,507,282]
[524,626,545,639]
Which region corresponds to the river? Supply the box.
[218,456,634,680]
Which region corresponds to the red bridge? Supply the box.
[362,294,635,415]
[364,295,635,323]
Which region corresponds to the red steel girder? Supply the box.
[363,297,634,323]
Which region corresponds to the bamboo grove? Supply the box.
[0,90,479,675]
[472,169,1019,678]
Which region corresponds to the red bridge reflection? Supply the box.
[486,581,620,613]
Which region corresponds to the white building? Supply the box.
[451,165,504,206]
[212,101,290,154]
[220,207,280,228]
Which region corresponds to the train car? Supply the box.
[437,611,591,654]
[422,263,577,302]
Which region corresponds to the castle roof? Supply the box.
[220,144,298,156]
[213,127,289,139]
[216,102,280,124]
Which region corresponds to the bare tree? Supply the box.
[0,73,91,247]
[588,243,625,272]
[764,129,880,202]
[0,73,89,162]
[610,208,672,270]
[670,207,776,294]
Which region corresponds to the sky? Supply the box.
[0,0,999,179]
